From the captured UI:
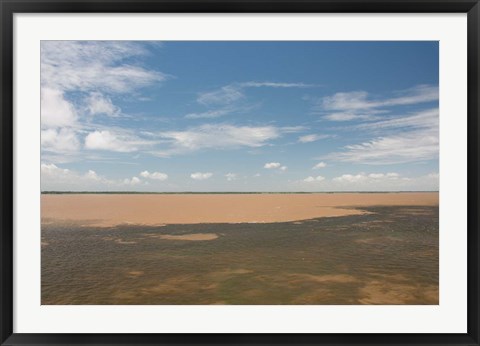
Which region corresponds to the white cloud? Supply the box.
[298,134,330,143]
[333,174,368,183]
[85,92,120,116]
[140,170,168,181]
[197,85,244,106]
[41,163,71,177]
[316,85,438,122]
[326,172,438,191]
[323,112,383,122]
[123,176,142,185]
[85,130,152,152]
[356,108,439,131]
[264,162,281,169]
[292,171,438,192]
[281,126,308,133]
[41,128,80,153]
[41,163,116,190]
[225,173,237,181]
[185,109,231,119]
[239,81,313,88]
[197,81,312,106]
[327,127,438,164]
[322,91,372,112]
[185,102,262,121]
[333,172,402,183]
[41,88,78,128]
[155,124,291,156]
[386,85,439,107]
[85,170,100,181]
[41,163,153,190]
[304,175,325,182]
[264,162,287,171]
[322,85,438,112]
[190,172,213,180]
[324,108,439,165]
[41,41,168,94]
[313,162,327,169]
[40,41,169,166]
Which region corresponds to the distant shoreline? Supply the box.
[41,192,439,227]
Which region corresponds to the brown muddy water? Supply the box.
[41,205,438,305]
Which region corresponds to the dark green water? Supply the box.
[42,205,438,305]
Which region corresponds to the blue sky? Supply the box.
[40,41,439,192]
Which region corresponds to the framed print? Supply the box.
[1,0,479,345]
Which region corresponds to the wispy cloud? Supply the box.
[323,111,386,122]
[84,130,154,153]
[326,127,438,164]
[298,134,331,143]
[355,108,438,132]
[192,81,314,121]
[163,124,279,150]
[239,81,314,89]
[154,124,301,157]
[197,81,314,107]
[184,109,232,119]
[281,126,308,133]
[322,85,438,112]
[197,85,245,106]
[41,41,168,94]
[325,107,439,165]
[184,103,259,120]
[311,85,438,122]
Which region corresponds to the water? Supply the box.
[42,206,438,305]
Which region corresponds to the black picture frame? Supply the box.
[1,1,479,345]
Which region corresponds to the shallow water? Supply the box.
[42,205,438,305]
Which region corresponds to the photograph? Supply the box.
[40,40,439,305]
